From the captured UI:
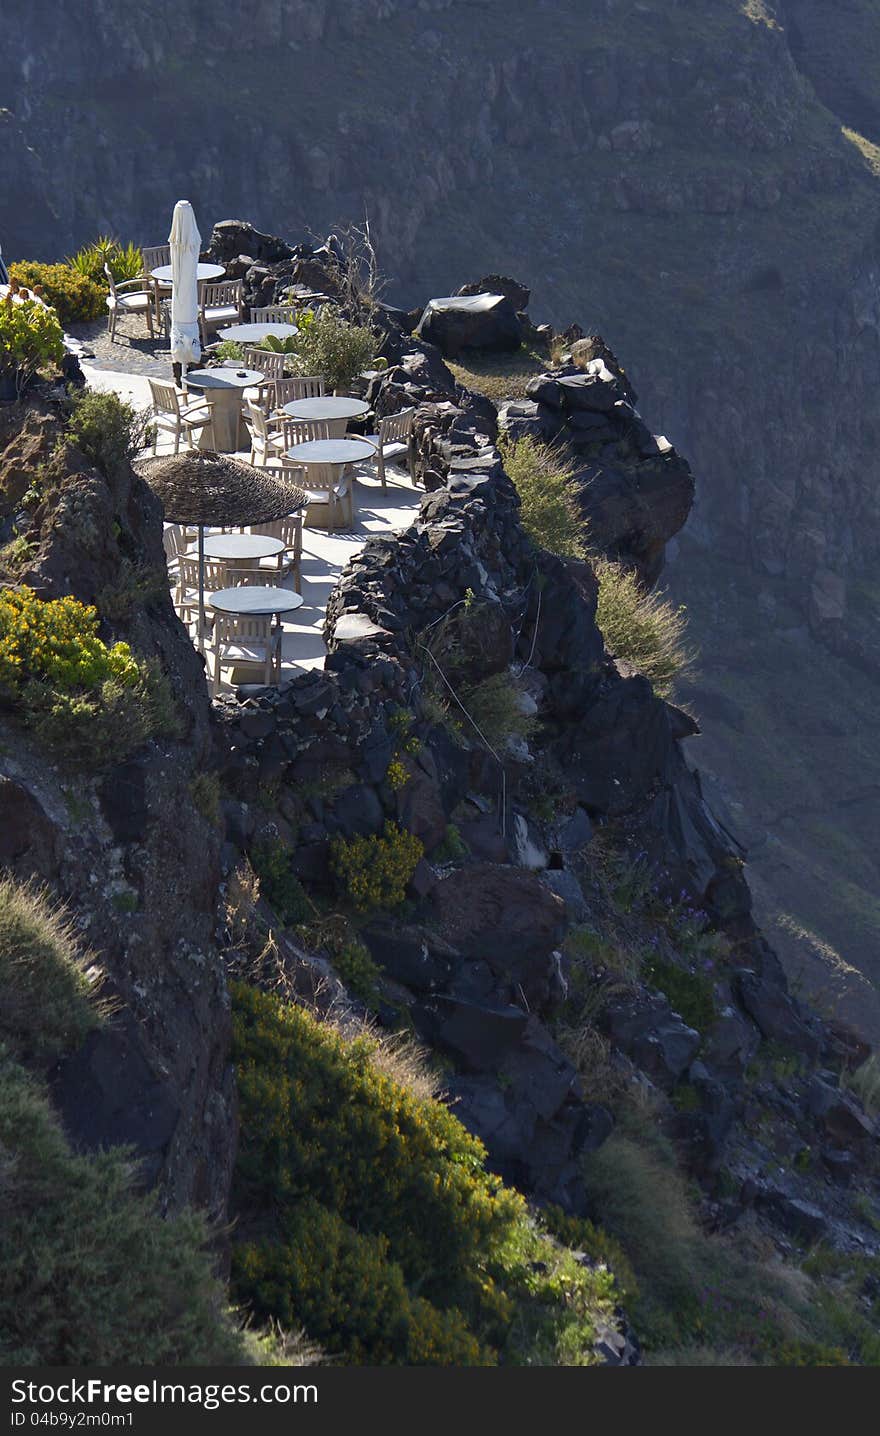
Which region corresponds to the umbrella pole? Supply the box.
[198,525,206,655]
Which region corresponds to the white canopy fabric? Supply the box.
[168,200,202,366]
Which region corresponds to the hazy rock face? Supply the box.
[6,0,875,640]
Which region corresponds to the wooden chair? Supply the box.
[280,417,331,447]
[275,374,327,403]
[162,523,193,588]
[243,398,286,466]
[148,378,215,455]
[241,346,286,410]
[199,279,244,343]
[104,264,155,341]
[211,611,281,694]
[250,305,297,324]
[142,244,171,324]
[175,554,228,627]
[278,418,351,528]
[363,407,416,488]
[249,512,304,594]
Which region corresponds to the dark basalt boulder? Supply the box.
[415,292,523,357]
[605,992,701,1088]
[736,970,822,1058]
[413,996,530,1071]
[807,1076,877,1149]
[50,1019,179,1190]
[361,920,457,993]
[429,863,566,1009]
[456,274,532,312]
[205,219,298,266]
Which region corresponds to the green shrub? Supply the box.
[28,664,178,769]
[286,305,377,393]
[0,1054,251,1365]
[0,294,65,395]
[67,388,152,474]
[593,558,693,697]
[66,236,143,286]
[433,822,469,865]
[0,587,178,767]
[214,339,244,362]
[332,938,381,1004]
[190,771,222,828]
[459,671,536,751]
[0,877,98,1064]
[236,1199,490,1366]
[8,262,105,326]
[331,821,423,910]
[643,955,717,1031]
[251,841,312,926]
[499,435,587,560]
[230,983,621,1366]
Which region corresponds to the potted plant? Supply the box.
[0,292,65,400]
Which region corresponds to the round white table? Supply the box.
[285,437,377,531]
[217,322,299,344]
[151,263,226,284]
[203,533,285,561]
[282,395,369,439]
[183,368,264,452]
[285,437,377,466]
[208,586,304,617]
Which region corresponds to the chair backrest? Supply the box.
[178,554,228,592]
[103,263,118,300]
[250,305,297,324]
[244,397,273,440]
[222,565,281,588]
[148,377,182,417]
[250,515,302,547]
[214,611,273,647]
[142,244,171,274]
[162,524,186,561]
[201,280,243,313]
[242,346,285,380]
[379,406,416,444]
[281,417,331,447]
[281,374,327,401]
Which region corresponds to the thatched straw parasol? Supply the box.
[137,451,307,651]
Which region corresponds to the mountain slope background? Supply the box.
[2,0,879,1034]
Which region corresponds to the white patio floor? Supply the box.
[81,364,422,684]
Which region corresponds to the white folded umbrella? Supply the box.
[168,200,201,367]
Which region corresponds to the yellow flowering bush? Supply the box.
[385,756,410,791]
[8,262,105,326]
[0,587,140,695]
[0,587,176,767]
[230,984,622,1366]
[0,294,65,394]
[331,821,423,910]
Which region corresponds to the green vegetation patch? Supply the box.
[0,877,98,1065]
[231,983,622,1365]
[499,435,587,561]
[0,1053,251,1366]
[593,558,693,697]
[0,586,177,768]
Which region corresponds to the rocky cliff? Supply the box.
[0,389,234,1218]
